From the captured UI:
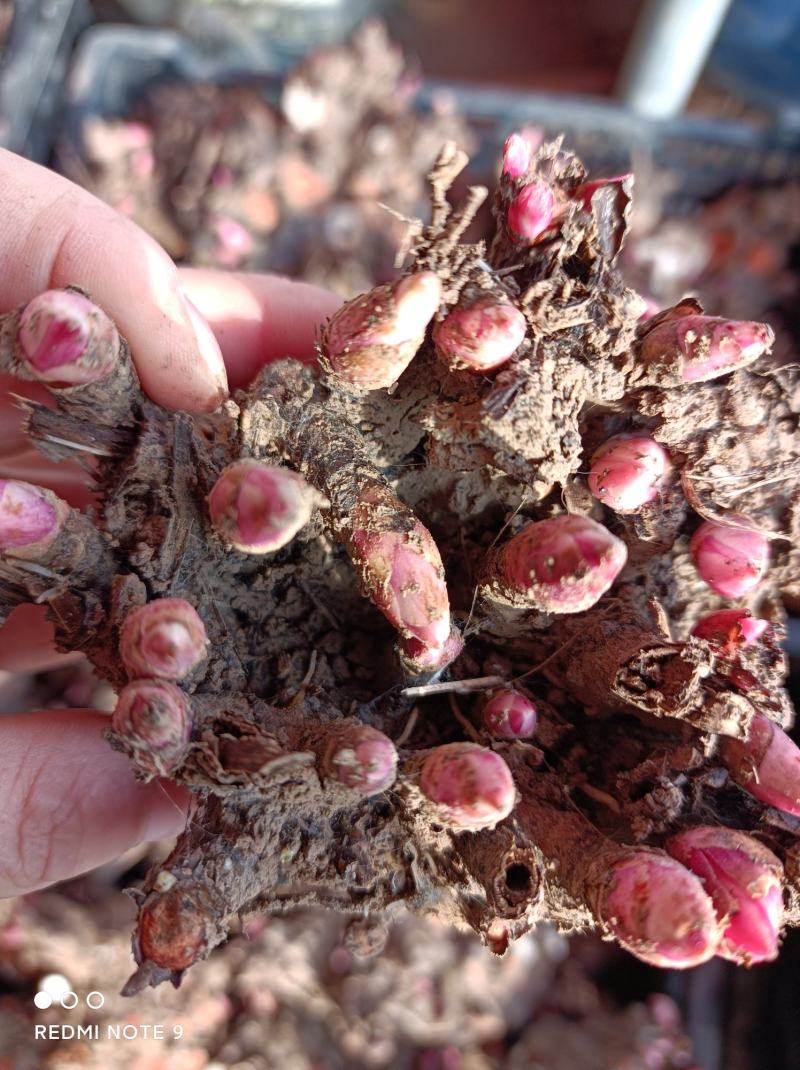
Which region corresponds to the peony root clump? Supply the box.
[2,138,800,993]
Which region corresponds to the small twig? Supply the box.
[289,649,319,707]
[402,674,505,699]
[448,693,481,742]
[40,434,114,458]
[394,705,420,747]
[578,783,622,814]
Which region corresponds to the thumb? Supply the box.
[0,709,189,898]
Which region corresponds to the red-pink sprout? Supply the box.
[640,315,773,383]
[17,289,121,385]
[502,132,532,178]
[691,608,769,653]
[351,487,451,652]
[325,724,398,796]
[666,826,783,965]
[433,295,527,372]
[111,680,192,776]
[507,180,557,243]
[588,434,671,513]
[208,460,316,554]
[324,272,442,390]
[419,742,516,830]
[598,852,721,969]
[498,514,627,613]
[0,479,63,553]
[720,714,800,818]
[120,598,209,680]
[399,627,464,675]
[690,517,769,599]
[482,691,538,739]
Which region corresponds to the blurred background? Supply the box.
[1,1,800,1067]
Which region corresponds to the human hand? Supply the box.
[0,149,340,897]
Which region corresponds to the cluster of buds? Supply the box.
[433,293,527,373]
[639,312,774,383]
[0,479,64,556]
[720,714,800,817]
[13,288,122,385]
[322,272,442,390]
[690,516,769,598]
[322,722,398,796]
[417,742,516,830]
[349,485,455,672]
[482,690,538,739]
[587,433,671,513]
[494,513,627,613]
[120,598,209,681]
[208,459,317,554]
[111,680,192,777]
[691,608,769,653]
[666,827,783,965]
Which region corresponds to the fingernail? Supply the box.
[181,292,228,410]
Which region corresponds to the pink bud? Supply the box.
[351,487,451,650]
[721,714,800,817]
[120,598,209,680]
[482,690,537,739]
[588,434,671,513]
[433,295,527,372]
[573,173,633,211]
[17,289,121,385]
[666,826,783,965]
[501,132,532,178]
[419,743,516,830]
[690,516,769,598]
[324,273,442,390]
[208,460,316,554]
[691,608,769,653]
[598,852,721,968]
[498,514,627,613]
[324,723,398,796]
[507,180,557,243]
[399,626,464,675]
[212,216,253,268]
[112,680,191,776]
[0,479,63,552]
[640,315,773,382]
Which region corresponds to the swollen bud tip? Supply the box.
[498,514,627,613]
[691,608,769,653]
[419,742,516,830]
[482,690,538,739]
[507,180,556,243]
[209,459,316,554]
[112,680,192,776]
[324,272,442,390]
[588,434,671,513]
[721,714,800,817]
[351,486,452,651]
[18,289,121,385]
[433,295,527,372]
[690,516,769,598]
[324,723,398,796]
[598,852,721,968]
[0,479,63,553]
[666,826,783,965]
[120,598,209,680]
[640,315,773,383]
